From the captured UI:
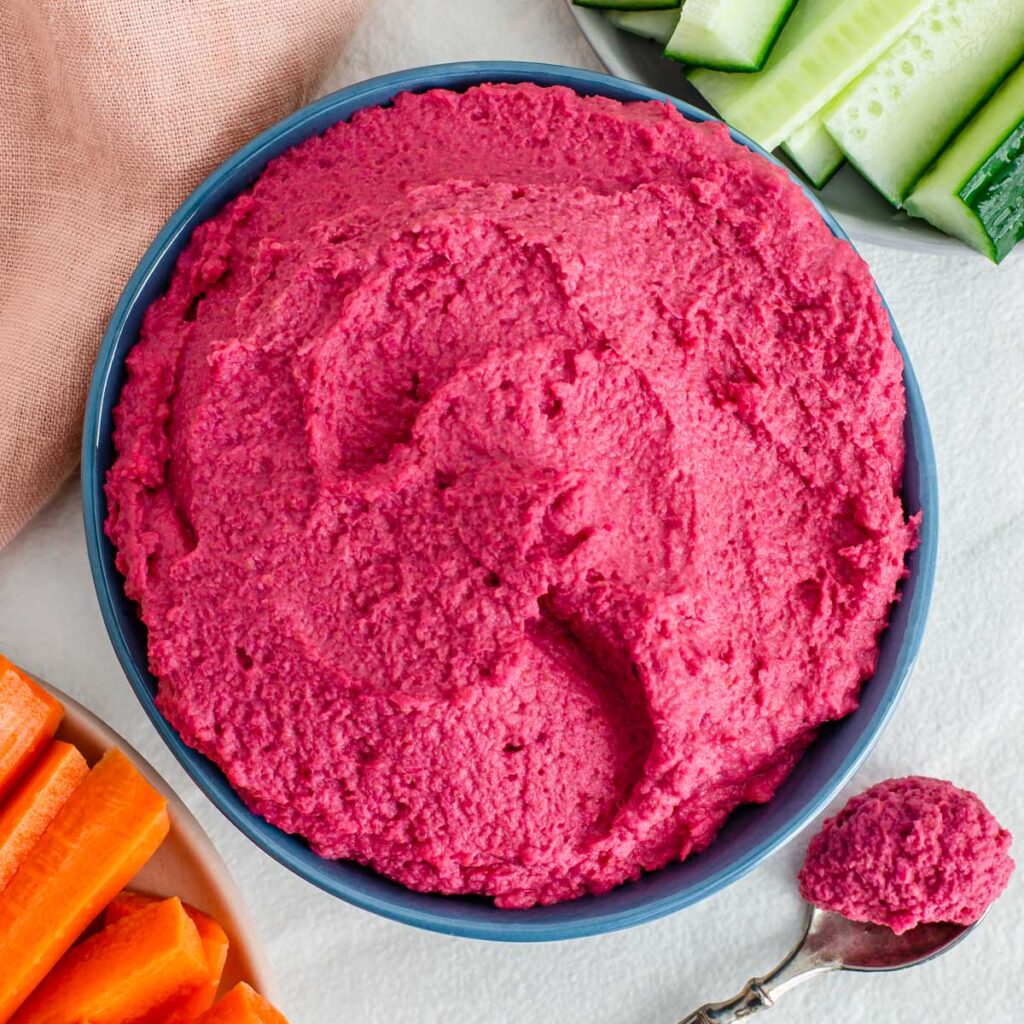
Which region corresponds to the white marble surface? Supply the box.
[2,1,1022,1020]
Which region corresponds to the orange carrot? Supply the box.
[0,655,63,802]
[0,740,88,892]
[192,985,288,1024]
[10,897,207,1024]
[0,748,170,1023]
[105,892,230,1022]
[104,890,161,926]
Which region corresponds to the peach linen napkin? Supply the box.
[0,0,370,549]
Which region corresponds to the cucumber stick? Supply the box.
[574,0,677,10]
[688,0,924,152]
[688,0,846,119]
[906,60,1024,263]
[824,0,1024,206]
[605,8,680,45]
[663,0,796,72]
[782,109,845,188]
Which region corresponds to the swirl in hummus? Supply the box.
[107,84,916,908]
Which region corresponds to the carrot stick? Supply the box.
[0,748,170,1023]
[10,897,207,1024]
[0,655,63,802]
[104,890,163,927]
[0,740,88,892]
[192,985,288,1024]
[105,892,230,1021]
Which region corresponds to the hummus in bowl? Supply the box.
[84,62,937,940]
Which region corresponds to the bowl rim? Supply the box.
[82,60,938,943]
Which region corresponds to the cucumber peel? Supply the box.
[906,60,1024,263]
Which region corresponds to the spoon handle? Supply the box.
[677,977,775,1022]
[677,908,840,1023]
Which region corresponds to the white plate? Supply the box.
[568,3,967,255]
[37,679,278,1003]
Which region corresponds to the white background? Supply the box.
[2,2,1022,1021]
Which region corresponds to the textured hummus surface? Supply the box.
[800,777,1014,932]
[107,84,915,907]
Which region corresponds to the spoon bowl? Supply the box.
[808,906,975,973]
[680,904,978,1022]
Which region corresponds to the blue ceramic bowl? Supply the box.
[82,61,938,942]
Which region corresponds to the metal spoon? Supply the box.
[679,904,977,1022]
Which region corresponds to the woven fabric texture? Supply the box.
[0,0,369,548]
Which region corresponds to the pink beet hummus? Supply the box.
[800,777,1014,932]
[106,83,916,908]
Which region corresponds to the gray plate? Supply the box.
[569,4,965,255]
